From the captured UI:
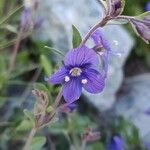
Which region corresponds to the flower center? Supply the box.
[70,67,82,76]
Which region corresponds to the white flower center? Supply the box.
[81,79,87,84]
[65,76,70,82]
[70,67,82,76]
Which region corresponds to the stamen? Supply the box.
[113,40,119,46]
[65,76,70,82]
[98,49,105,56]
[70,67,82,76]
[81,79,87,84]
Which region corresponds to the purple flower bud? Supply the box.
[132,20,150,43]
[21,8,33,31]
[146,1,150,11]
[107,136,124,150]
[108,0,125,17]
[59,103,77,113]
[82,128,101,142]
[20,0,43,32]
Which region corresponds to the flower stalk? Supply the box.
[23,127,37,150]
[81,17,109,45]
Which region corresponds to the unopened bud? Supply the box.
[82,128,101,142]
[107,0,125,17]
[32,89,49,115]
[131,20,150,43]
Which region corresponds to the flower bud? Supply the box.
[21,8,33,32]
[21,0,43,32]
[59,103,77,113]
[82,128,100,142]
[32,89,49,116]
[131,20,150,43]
[107,0,125,17]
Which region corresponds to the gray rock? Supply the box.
[115,74,150,141]
[33,0,134,110]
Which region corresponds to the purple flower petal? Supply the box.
[67,103,77,111]
[45,67,67,84]
[34,17,44,29]
[59,102,77,113]
[64,45,99,68]
[82,69,105,93]
[146,2,150,11]
[62,78,82,103]
[102,51,109,78]
[21,8,32,31]
[107,136,124,150]
[91,29,112,51]
[145,107,150,115]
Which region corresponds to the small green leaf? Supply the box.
[0,55,6,73]
[46,105,54,113]
[30,136,46,150]
[4,24,17,33]
[72,25,82,48]
[40,54,52,76]
[23,109,34,124]
[44,46,64,57]
[16,120,32,132]
[135,11,150,19]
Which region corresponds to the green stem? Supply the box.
[81,139,87,150]
[80,17,109,45]
[23,127,37,150]
[8,30,23,74]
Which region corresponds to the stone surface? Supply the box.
[115,74,150,141]
[33,0,134,111]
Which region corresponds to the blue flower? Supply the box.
[46,45,105,103]
[107,136,124,150]
[91,29,122,78]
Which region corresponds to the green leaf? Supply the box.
[16,120,33,132]
[23,109,35,124]
[40,54,52,76]
[10,64,39,79]
[46,105,54,113]
[30,136,46,150]
[0,5,23,25]
[72,25,82,48]
[135,11,150,19]
[3,24,17,33]
[44,46,64,57]
[0,55,6,73]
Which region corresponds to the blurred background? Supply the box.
[0,0,150,150]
